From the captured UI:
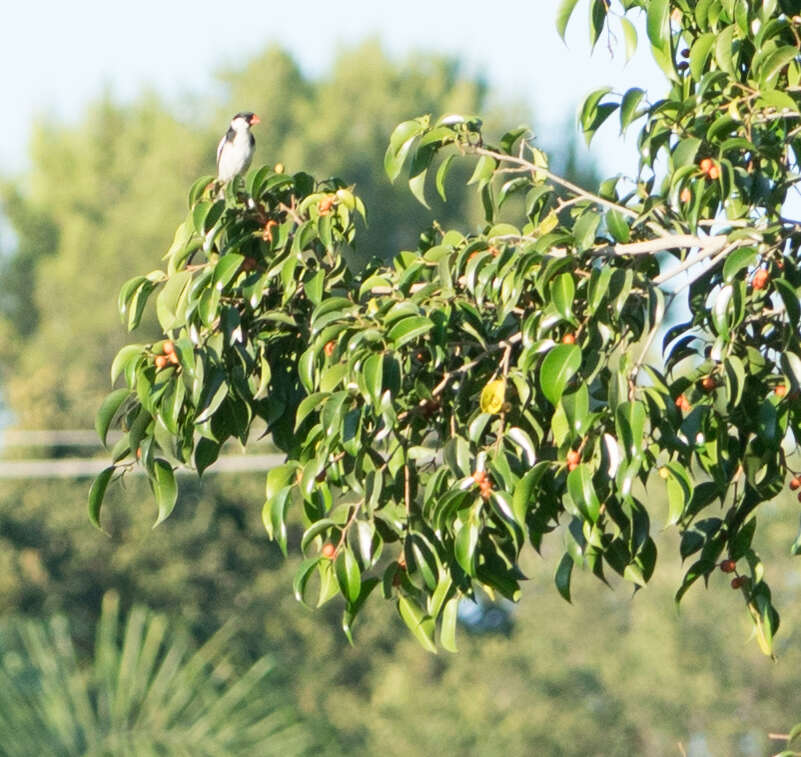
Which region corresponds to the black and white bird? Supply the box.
[216,112,261,182]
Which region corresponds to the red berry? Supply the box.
[318,196,335,215]
[775,384,788,398]
[720,559,736,573]
[789,476,801,491]
[731,576,744,589]
[752,269,769,291]
[562,333,576,345]
[700,376,716,391]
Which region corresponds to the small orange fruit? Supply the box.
[322,543,336,559]
[472,470,486,484]
[679,187,691,203]
[775,384,788,398]
[324,340,336,357]
[155,355,169,370]
[562,333,576,345]
[699,158,713,174]
[707,164,720,180]
[752,269,769,290]
[700,376,717,391]
[318,196,335,215]
[163,341,175,355]
[789,476,801,491]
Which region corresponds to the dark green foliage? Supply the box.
[94,4,801,656]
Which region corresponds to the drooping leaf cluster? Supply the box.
[93,0,801,655]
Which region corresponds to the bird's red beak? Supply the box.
[250,114,261,125]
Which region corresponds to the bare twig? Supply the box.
[652,239,736,286]
[662,242,742,293]
[592,234,727,258]
[473,146,639,219]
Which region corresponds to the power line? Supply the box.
[0,454,283,479]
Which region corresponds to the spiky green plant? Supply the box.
[0,592,311,756]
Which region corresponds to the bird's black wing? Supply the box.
[216,125,237,167]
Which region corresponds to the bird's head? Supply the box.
[231,112,261,131]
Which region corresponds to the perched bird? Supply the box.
[216,112,261,182]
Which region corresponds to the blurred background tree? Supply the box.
[0,38,798,757]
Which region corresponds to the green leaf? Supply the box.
[455,510,480,576]
[773,278,801,326]
[156,270,193,331]
[110,344,144,386]
[467,155,496,188]
[363,352,384,406]
[435,153,456,202]
[646,0,670,52]
[566,464,601,522]
[760,45,798,86]
[440,597,459,653]
[664,462,692,527]
[673,137,701,169]
[293,557,322,606]
[615,401,646,460]
[579,89,616,145]
[187,175,213,207]
[152,460,177,526]
[554,553,573,602]
[335,547,362,604]
[573,210,601,251]
[88,466,114,532]
[194,437,220,477]
[690,33,716,80]
[605,209,630,243]
[95,388,130,447]
[385,121,423,181]
[714,25,736,75]
[722,246,757,282]
[619,88,645,133]
[397,596,437,653]
[408,144,436,208]
[195,368,228,424]
[556,0,581,39]
[539,344,581,406]
[388,315,433,348]
[550,273,576,323]
[212,253,245,291]
[299,348,316,393]
[621,16,638,62]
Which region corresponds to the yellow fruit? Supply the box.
[480,380,506,415]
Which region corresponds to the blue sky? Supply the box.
[1,1,666,177]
